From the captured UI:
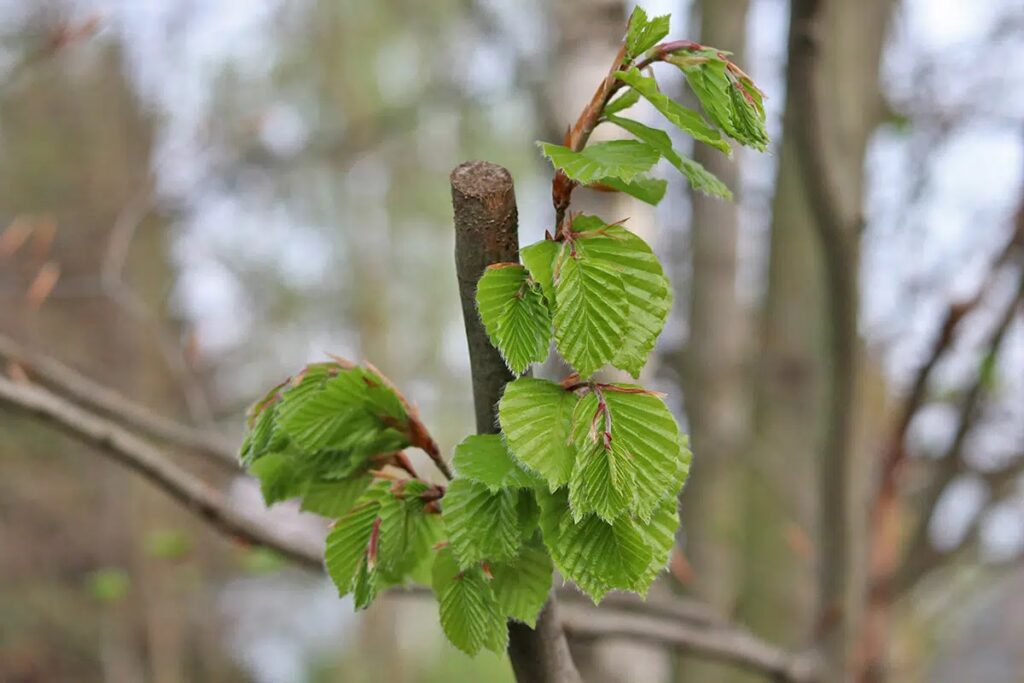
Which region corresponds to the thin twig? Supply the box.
[0,332,237,471]
[0,375,322,570]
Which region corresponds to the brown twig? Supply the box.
[0,332,237,471]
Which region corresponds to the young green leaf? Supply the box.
[568,432,637,523]
[615,68,729,154]
[572,387,683,521]
[625,6,670,59]
[300,473,373,518]
[675,52,768,151]
[452,434,541,493]
[443,478,523,568]
[498,378,579,490]
[553,242,628,377]
[377,481,442,578]
[432,547,508,656]
[476,264,551,376]
[570,217,673,377]
[633,496,680,593]
[352,558,379,609]
[539,140,659,185]
[520,239,560,306]
[544,504,653,603]
[605,114,732,199]
[324,499,380,597]
[490,535,553,627]
[249,451,305,506]
[596,175,668,205]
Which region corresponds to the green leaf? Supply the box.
[499,378,579,490]
[570,217,673,377]
[606,114,732,199]
[249,451,305,506]
[603,86,641,116]
[443,478,523,567]
[453,434,540,493]
[376,480,444,580]
[568,420,637,523]
[277,369,403,452]
[615,69,729,154]
[324,499,380,597]
[633,496,680,593]
[572,387,683,520]
[544,504,652,603]
[625,6,670,59]
[490,535,553,627]
[553,242,628,377]
[352,557,379,609]
[596,175,668,205]
[87,567,130,603]
[432,547,508,656]
[476,264,551,376]
[539,140,659,185]
[300,474,373,518]
[521,239,559,307]
[677,54,768,151]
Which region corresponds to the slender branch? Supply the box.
[0,375,323,570]
[0,370,816,680]
[560,604,821,683]
[892,272,1024,595]
[786,0,859,662]
[0,332,238,471]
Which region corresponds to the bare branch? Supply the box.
[786,0,860,659]
[0,375,321,570]
[0,333,237,471]
[0,373,816,681]
[560,604,821,683]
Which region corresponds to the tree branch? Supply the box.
[0,371,815,680]
[786,0,860,665]
[560,604,821,683]
[0,375,323,570]
[0,332,237,471]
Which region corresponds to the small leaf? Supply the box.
[568,423,637,523]
[352,557,379,609]
[376,480,443,579]
[453,434,541,493]
[569,217,673,377]
[499,378,579,490]
[633,496,680,593]
[553,242,628,377]
[249,451,305,506]
[432,547,508,656]
[543,502,652,603]
[606,114,731,199]
[521,239,560,306]
[615,69,729,154]
[539,140,660,185]
[596,175,668,205]
[603,86,641,116]
[625,6,670,59]
[476,264,551,375]
[324,499,380,597]
[443,478,523,567]
[490,535,553,627]
[571,387,684,521]
[677,53,768,150]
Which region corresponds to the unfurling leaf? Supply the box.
[539,140,659,185]
[499,378,579,490]
[625,6,670,59]
[673,50,768,151]
[476,264,551,376]
[432,547,508,656]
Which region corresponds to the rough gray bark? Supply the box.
[450,160,582,683]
